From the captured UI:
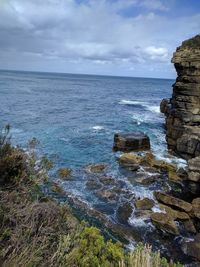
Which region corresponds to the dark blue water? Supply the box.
[0,70,172,165]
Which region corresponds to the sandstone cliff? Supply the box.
[161,35,200,159]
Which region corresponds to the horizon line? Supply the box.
[0,68,175,81]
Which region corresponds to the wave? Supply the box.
[119,100,147,106]
[146,105,160,114]
[91,125,105,131]
[119,99,160,114]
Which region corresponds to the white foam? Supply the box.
[133,187,154,200]
[91,126,105,131]
[152,206,165,213]
[119,100,147,106]
[128,217,147,227]
[119,99,160,114]
[146,105,160,113]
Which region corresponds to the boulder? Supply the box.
[86,179,102,190]
[188,156,200,172]
[192,198,200,219]
[85,164,107,173]
[188,157,200,182]
[134,175,157,185]
[99,176,117,186]
[135,198,154,210]
[96,189,118,202]
[182,233,200,261]
[113,132,150,152]
[116,202,133,224]
[168,170,182,183]
[119,153,141,169]
[151,212,179,235]
[159,204,190,220]
[160,98,170,114]
[183,220,197,234]
[154,191,192,212]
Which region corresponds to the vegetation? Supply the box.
[182,34,200,48]
[0,125,183,267]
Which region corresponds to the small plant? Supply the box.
[41,156,53,170]
[58,168,72,179]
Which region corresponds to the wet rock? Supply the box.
[160,35,200,159]
[96,189,118,202]
[160,98,170,114]
[159,204,190,220]
[188,156,200,172]
[119,153,140,169]
[134,209,152,220]
[134,174,157,185]
[116,202,133,224]
[135,198,154,210]
[182,233,200,261]
[151,212,179,235]
[99,176,117,186]
[86,179,102,190]
[188,172,200,182]
[119,153,141,164]
[113,132,150,152]
[168,170,182,183]
[151,160,176,172]
[188,157,200,182]
[154,191,192,213]
[85,164,107,173]
[192,198,200,219]
[58,168,72,180]
[183,220,197,234]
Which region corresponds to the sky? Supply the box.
[0,0,199,78]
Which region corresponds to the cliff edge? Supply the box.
[161,35,200,159]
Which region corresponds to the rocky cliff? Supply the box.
[161,35,200,159]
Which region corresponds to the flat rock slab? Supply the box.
[113,132,150,152]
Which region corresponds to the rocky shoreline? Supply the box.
[51,35,200,265]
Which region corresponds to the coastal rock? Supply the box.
[99,176,117,186]
[119,153,141,169]
[116,202,133,224]
[113,132,150,152]
[96,188,119,202]
[154,191,192,213]
[135,198,154,210]
[183,220,197,234]
[192,198,200,219]
[151,212,179,235]
[86,179,102,190]
[160,35,200,159]
[168,170,182,183]
[182,233,200,261]
[134,174,157,185]
[187,157,200,182]
[159,204,190,220]
[85,164,107,173]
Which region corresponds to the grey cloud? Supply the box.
[0,0,199,78]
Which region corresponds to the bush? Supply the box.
[0,125,26,185]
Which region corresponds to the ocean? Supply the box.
[0,70,189,262]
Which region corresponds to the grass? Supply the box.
[0,125,183,267]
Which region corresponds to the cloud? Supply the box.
[0,0,199,78]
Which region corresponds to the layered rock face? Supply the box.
[161,35,200,159]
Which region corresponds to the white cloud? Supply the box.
[0,0,199,78]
